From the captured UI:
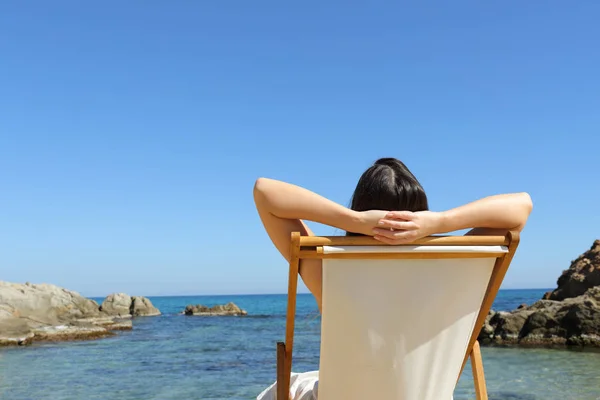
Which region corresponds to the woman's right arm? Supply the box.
[253,177,362,252]
[253,178,385,255]
[253,178,384,307]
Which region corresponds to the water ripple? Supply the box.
[1,292,599,399]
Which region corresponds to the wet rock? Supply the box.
[480,286,600,348]
[184,302,247,316]
[480,240,600,349]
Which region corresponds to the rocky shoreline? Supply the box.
[3,239,598,351]
[479,239,600,349]
[0,281,160,347]
[0,279,249,348]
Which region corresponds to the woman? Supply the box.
[253,157,532,312]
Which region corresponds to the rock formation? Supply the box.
[100,293,161,317]
[480,240,600,348]
[184,302,247,316]
[543,240,600,301]
[0,281,131,346]
[0,281,160,347]
[131,296,161,317]
[99,293,133,317]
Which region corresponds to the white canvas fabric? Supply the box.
[317,244,505,400]
[256,244,506,400]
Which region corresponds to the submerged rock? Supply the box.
[480,240,600,349]
[184,302,247,316]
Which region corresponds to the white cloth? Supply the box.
[256,370,454,400]
[256,371,319,400]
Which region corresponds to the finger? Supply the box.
[377,219,418,230]
[372,228,418,241]
[373,235,395,245]
[385,211,414,220]
[372,228,397,238]
[373,235,412,245]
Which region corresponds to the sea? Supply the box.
[1,289,599,400]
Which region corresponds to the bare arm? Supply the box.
[438,192,533,233]
[253,177,362,248]
[373,192,533,243]
[253,178,384,307]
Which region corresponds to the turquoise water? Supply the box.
[1,290,599,399]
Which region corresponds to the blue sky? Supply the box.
[1,1,598,297]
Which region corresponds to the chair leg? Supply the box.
[276,342,289,400]
[470,340,488,400]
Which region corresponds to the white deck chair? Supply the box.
[275,231,520,400]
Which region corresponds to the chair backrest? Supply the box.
[319,245,503,399]
[279,232,520,400]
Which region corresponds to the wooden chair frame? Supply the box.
[276,231,520,400]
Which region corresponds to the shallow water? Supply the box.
[1,291,599,399]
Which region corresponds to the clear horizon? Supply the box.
[1,2,598,297]
[85,287,555,300]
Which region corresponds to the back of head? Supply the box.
[347,158,428,235]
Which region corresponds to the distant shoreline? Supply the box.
[86,288,554,299]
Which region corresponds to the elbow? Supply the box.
[253,177,270,194]
[253,177,272,205]
[520,192,533,215]
[513,192,533,231]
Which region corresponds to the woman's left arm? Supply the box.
[372,192,533,244]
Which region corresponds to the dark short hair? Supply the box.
[347,158,428,235]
